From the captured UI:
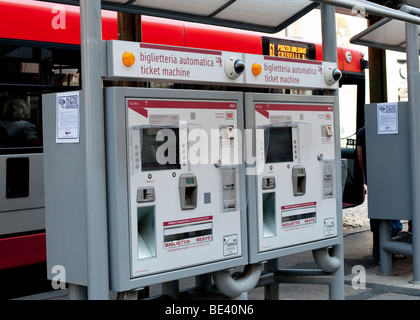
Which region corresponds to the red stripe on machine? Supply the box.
[129,100,237,118]
[281,202,317,211]
[255,103,333,118]
[163,216,213,227]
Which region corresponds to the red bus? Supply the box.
[0,0,366,271]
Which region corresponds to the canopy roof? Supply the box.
[37,0,319,33]
[36,0,420,34]
[350,17,418,52]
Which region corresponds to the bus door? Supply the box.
[0,40,80,269]
[339,74,366,208]
[0,93,44,250]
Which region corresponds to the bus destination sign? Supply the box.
[262,37,316,61]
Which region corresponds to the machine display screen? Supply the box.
[141,127,180,171]
[264,127,294,163]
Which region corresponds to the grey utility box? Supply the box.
[43,91,88,286]
[365,102,412,220]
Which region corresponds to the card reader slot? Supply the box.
[322,160,335,199]
[224,200,237,210]
[292,166,306,196]
[221,167,238,212]
[179,174,198,210]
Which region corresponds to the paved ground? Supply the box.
[342,195,370,233]
[13,196,420,301]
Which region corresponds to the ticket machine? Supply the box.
[44,39,342,295]
[245,93,340,263]
[105,87,247,291]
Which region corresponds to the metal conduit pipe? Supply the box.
[212,263,263,298]
[312,248,341,273]
[400,4,420,16]
[255,271,276,288]
[275,269,334,285]
[383,241,413,256]
[315,0,420,25]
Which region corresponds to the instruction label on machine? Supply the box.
[163,216,213,251]
[223,234,239,256]
[324,218,336,236]
[281,202,317,230]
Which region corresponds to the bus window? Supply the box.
[0,42,81,154]
[0,97,41,148]
[0,43,80,87]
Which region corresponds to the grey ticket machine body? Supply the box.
[105,88,248,291]
[245,93,340,263]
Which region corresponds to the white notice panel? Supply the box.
[56,91,80,144]
[377,102,398,135]
[106,40,338,90]
[107,41,243,85]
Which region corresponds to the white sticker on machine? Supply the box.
[324,218,336,236]
[223,234,238,256]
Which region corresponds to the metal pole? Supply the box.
[379,220,392,275]
[68,284,87,300]
[80,0,110,299]
[320,3,344,300]
[264,259,280,300]
[405,21,420,284]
